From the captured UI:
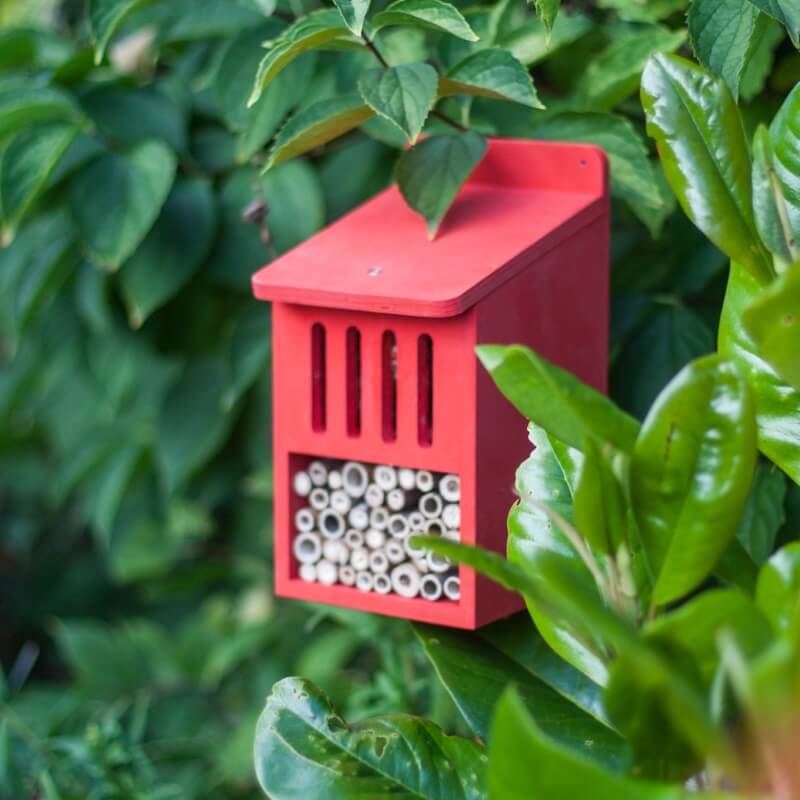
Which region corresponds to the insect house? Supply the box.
[251,138,610,629]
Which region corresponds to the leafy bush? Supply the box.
[1,0,798,797]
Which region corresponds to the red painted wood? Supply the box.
[256,138,610,629]
[252,139,607,318]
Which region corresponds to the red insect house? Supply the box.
[251,138,610,629]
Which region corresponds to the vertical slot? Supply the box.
[381,331,397,442]
[346,327,361,436]
[418,334,433,446]
[311,323,326,432]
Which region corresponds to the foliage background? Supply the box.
[1,0,799,796]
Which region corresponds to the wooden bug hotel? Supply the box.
[251,138,610,629]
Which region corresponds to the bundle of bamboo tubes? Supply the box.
[292,459,461,602]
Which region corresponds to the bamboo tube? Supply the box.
[390,563,421,598]
[404,535,426,560]
[413,557,430,574]
[426,551,451,574]
[420,573,444,601]
[294,508,316,533]
[342,461,369,498]
[319,509,346,540]
[374,573,392,594]
[369,550,390,574]
[308,460,329,487]
[347,503,369,530]
[442,503,460,530]
[424,518,446,536]
[365,529,387,550]
[350,547,370,571]
[369,507,390,530]
[374,465,398,491]
[327,470,343,490]
[443,573,461,601]
[338,565,356,586]
[330,489,352,514]
[419,492,443,519]
[388,513,410,538]
[293,471,312,497]
[309,487,330,511]
[364,484,385,508]
[386,488,405,512]
[317,559,338,586]
[385,539,406,565]
[398,468,416,491]
[439,474,460,503]
[299,563,317,582]
[408,511,426,532]
[293,532,322,564]
[356,571,374,592]
[345,529,365,549]
[323,539,349,565]
[415,470,435,492]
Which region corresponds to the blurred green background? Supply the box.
[2,0,798,796]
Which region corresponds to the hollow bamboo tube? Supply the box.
[293,471,312,497]
[294,508,315,533]
[374,465,398,492]
[293,532,322,564]
[309,487,330,511]
[317,559,338,586]
[420,573,444,601]
[356,571,374,592]
[342,461,369,498]
[443,574,460,601]
[299,563,317,582]
[439,474,460,503]
[390,563,421,598]
[374,573,392,594]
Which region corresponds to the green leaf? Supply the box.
[746,0,800,46]
[158,358,238,492]
[0,85,85,140]
[641,53,773,283]
[489,689,730,800]
[574,436,628,555]
[68,140,176,270]
[688,0,768,98]
[357,63,438,142]
[372,0,479,41]
[499,12,593,67]
[719,262,800,483]
[266,95,374,171]
[439,48,543,108]
[477,344,640,453]
[119,179,217,327]
[249,11,358,106]
[0,122,78,241]
[631,355,758,606]
[395,132,487,237]
[752,125,797,264]
[254,677,486,800]
[534,112,673,237]
[756,542,800,632]
[742,266,800,390]
[735,463,788,564]
[576,25,687,111]
[531,0,560,33]
[413,621,628,768]
[597,0,685,22]
[89,0,159,64]
[333,0,371,36]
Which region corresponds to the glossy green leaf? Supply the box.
[719,262,800,483]
[0,85,85,139]
[119,179,217,327]
[574,436,628,555]
[413,621,627,768]
[333,0,371,35]
[439,48,543,108]
[735,462,788,564]
[576,25,687,111]
[0,122,78,241]
[254,677,486,800]
[372,0,479,41]
[641,53,773,283]
[395,132,487,237]
[535,112,673,237]
[742,266,800,390]
[746,0,800,46]
[489,689,731,800]
[756,542,800,633]
[89,0,159,63]
[631,355,758,606]
[531,0,560,33]
[688,0,768,98]
[68,140,176,270]
[249,11,358,106]
[751,126,797,264]
[358,63,438,142]
[477,344,640,453]
[265,95,374,171]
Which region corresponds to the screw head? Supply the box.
[368,266,383,277]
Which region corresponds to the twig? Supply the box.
[362,36,389,67]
